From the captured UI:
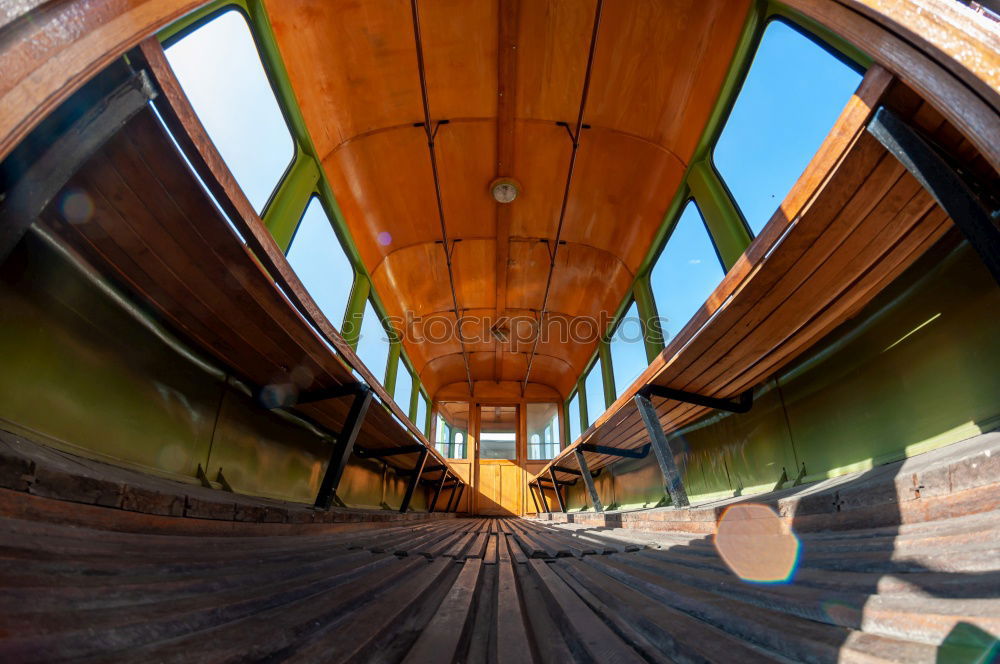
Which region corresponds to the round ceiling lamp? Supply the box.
[490,178,520,204]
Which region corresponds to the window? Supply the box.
[650,202,725,344]
[394,358,413,417]
[435,413,450,456]
[416,392,429,435]
[435,402,469,459]
[480,406,517,460]
[165,10,295,212]
[527,403,559,460]
[609,301,648,398]
[356,300,391,382]
[584,357,605,427]
[567,392,582,445]
[286,198,355,331]
[714,20,863,235]
[453,432,466,459]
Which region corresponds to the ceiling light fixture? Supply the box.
[490,177,520,204]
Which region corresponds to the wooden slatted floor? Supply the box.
[2,508,998,662]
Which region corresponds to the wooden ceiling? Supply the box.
[266,0,751,400]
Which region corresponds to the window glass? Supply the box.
[714,20,862,235]
[584,357,605,427]
[165,10,294,212]
[527,403,560,460]
[567,393,582,445]
[650,202,725,345]
[435,402,469,459]
[609,301,647,398]
[394,358,413,417]
[435,413,450,457]
[286,198,354,330]
[416,392,429,435]
[356,300,391,383]
[480,405,517,460]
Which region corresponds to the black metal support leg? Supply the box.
[867,107,1000,286]
[314,387,373,509]
[533,482,548,513]
[399,447,428,513]
[529,482,542,514]
[574,449,603,513]
[444,482,459,512]
[452,484,466,513]
[634,393,689,508]
[428,470,449,513]
[548,468,567,513]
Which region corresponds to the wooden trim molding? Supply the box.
[0,0,211,163]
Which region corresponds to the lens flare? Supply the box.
[377,231,392,246]
[60,189,94,224]
[258,383,298,409]
[714,503,800,583]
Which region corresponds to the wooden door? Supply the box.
[475,405,523,515]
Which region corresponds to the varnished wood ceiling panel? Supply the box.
[435,120,498,239]
[268,0,424,156]
[561,129,687,268]
[267,0,748,400]
[417,0,499,119]
[371,242,453,317]
[585,0,751,158]
[545,243,633,319]
[505,239,549,311]
[323,128,438,267]
[507,121,573,239]
[514,0,597,122]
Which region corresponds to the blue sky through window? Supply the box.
[714,20,862,235]
[650,202,725,344]
[394,359,413,416]
[165,10,294,213]
[610,301,647,398]
[286,197,355,331]
[584,357,605,427]
[416,392,428,434]
[356,300,391,382]
[568,393,581,444]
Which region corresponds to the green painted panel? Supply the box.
[206,388,329,503]
[563,241,1000,510]
[0,234,217,477]
[0,234,432,510]
[781,244,1000,481]
[338,458,392,510]
[675,382,797,497]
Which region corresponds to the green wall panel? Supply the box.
[0,234,425,509]
[0,234,218,477]
[781,244,1000,481]
[207,388,329,503]
[562,241,1000,511]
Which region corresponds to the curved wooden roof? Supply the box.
[266,0,752,399]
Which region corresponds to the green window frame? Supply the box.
[162,7,295,215]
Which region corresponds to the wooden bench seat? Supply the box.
[33,49,462,511]
[530,66,955,506]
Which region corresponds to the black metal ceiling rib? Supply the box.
[410,0,475,394]
[521,0,604,395]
